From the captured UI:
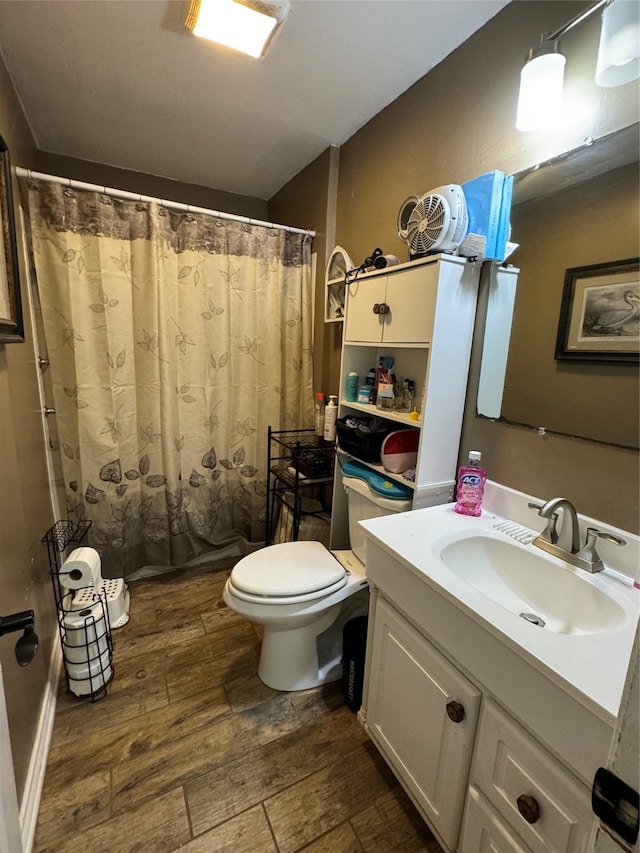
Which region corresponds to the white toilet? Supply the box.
[223,467,412,691]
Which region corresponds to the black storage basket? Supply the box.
[336,416,391,463]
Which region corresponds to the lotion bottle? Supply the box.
[323,395,338,442]
[454,450,487,516]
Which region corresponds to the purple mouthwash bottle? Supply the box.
[454,451,487,517]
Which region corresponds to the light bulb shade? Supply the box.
[516,51,566,131]
[186,0,287,59]
[596,0,640,86]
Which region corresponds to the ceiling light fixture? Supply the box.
[185,0,289,59]
[516,0,640,131]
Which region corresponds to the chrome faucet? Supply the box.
[538,497,581,554]
[528,497,625,573]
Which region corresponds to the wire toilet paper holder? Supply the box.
[42,520,114,702]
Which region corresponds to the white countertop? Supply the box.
[359,483,639,724]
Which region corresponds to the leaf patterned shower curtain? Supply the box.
[26,181,313,577]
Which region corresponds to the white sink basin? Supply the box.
[436,532,626,636]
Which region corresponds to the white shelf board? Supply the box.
[339,400,422,427]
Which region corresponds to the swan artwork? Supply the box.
[588,289,640,336]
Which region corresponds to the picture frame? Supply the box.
[555,258,640,363]
[0,133,24,343]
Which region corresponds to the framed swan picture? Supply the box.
[0,133,24,343]
[555,258,640,363]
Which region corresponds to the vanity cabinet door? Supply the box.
[459,786,531,853]
[365,596,481,851]
[471,699,593,853]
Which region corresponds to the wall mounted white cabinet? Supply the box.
[343,263,439,344]
[330,254,481,552]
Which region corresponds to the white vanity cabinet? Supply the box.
[366,595,481,850]
[360,536,611,853]
[330,254,481,552]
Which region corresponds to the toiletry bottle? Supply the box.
[365,368,376,404]
[454,451,487,517]
[314,393,325,437]
[323,395,338,442]
[346,372,359,403]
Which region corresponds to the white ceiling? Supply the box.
[0,0,509,200]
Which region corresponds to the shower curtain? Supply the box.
[25,180,313,577]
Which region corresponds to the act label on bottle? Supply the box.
[460,473,482,488]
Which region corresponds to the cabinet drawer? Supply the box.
[460,786,530,853]
[472,699,593,853]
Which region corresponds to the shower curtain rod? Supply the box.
[15,167,315,238]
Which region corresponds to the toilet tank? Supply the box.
[343,475,412,565]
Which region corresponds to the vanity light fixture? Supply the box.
[516,38,566,132]
[596,0,640,85]
[185,0,289,59]
[516,0,640,131]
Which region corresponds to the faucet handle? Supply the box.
[576,527,626,573]
[528,502,559,544]
[583,527,626,551]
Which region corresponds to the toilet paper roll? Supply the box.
[65,645,111,680]
[67,655,113,697]
[63,603,108,650]
[60,547,102,590]
[64,636,110,665]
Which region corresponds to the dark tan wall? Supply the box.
[36,152,268,219]
[268,0,639,532]
[0,54,56,801]
[269,147,343,395]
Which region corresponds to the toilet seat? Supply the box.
[229,541,347,604]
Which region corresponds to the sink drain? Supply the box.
[519,612,546,628]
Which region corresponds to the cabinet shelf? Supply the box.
[339,400,422,427]
[337,449,416,490]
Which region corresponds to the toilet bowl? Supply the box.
[223,463,412,691]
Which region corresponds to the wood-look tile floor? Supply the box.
[34,564,445,853]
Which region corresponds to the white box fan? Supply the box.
[398,185,468,258]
